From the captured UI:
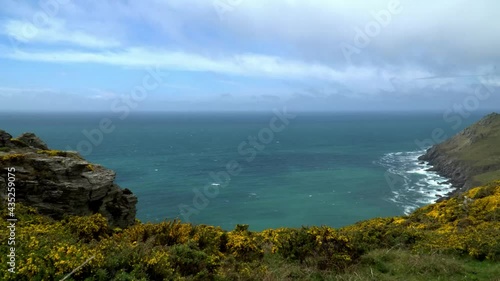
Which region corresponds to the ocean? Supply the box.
[0,111,487,231]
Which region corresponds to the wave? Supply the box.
[376,149,454,215]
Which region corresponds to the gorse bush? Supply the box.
[226,224,263,261]
[65,213,110,242]
[167,243,214,276]
[1,181,500,280]
[342,180,500,260]
[261,226,354,270]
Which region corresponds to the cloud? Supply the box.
[87,88,120,100]
[1,46,385,83]
[1,0,500,111]
[2,19,120,48]
[260,94,281,101]
[479,75,500,88]
[3,1,498,76]
[3,1,500,68]
[4,44,447,96]
[218,0,500,66]
[0,87,118,111]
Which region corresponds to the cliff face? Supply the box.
[0,129,137,228]
[419,112,500,195]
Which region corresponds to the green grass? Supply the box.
[438,113,500,186]
[475,170,500,185]
[342,249,500,281]
[215,249,500,281]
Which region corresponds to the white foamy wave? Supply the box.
[248,192,258,198]
[376,149,454,215]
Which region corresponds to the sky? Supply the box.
[0,0,499,112]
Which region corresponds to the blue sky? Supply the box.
[0,0,499,112]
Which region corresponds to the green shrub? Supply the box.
[168,243,213,276]
[2,180,500,280]
[66,213,110,242]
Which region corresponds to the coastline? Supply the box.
[378,149,455,214]
[419,113,500,199]
[1,113,500,279]
[419,147,470,199]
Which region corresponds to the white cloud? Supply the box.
[87,88,120,100]
[1,0,499,111]
[3,1,500,72]
[1,44,441,95]
[480,75,500,88]
[101,0,500,67]
[3,0,500,67]
[2,19,120,48]
[2,46,370,81]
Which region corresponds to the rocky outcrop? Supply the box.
[418,146,471,195]
[419,113,500,196]
[0,130,12,147]
[0,129,137,228]
[16,132,49,150]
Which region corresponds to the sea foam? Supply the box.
[377,149,454,215]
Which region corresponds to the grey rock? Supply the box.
[17,132,49,150]
[0,130,12,147]
[0,130,137,228]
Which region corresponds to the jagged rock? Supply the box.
[0,130,12,147]
[0,130,137,228]
[17,132,49,150]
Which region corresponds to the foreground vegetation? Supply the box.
[2,181,500,280]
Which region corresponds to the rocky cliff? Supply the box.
[0,129,137,228]
[419,112,500,195]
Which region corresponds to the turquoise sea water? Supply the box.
[0,111,486,230]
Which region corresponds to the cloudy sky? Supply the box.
[0,0,499,112]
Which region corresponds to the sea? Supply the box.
[0,111,487,231]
